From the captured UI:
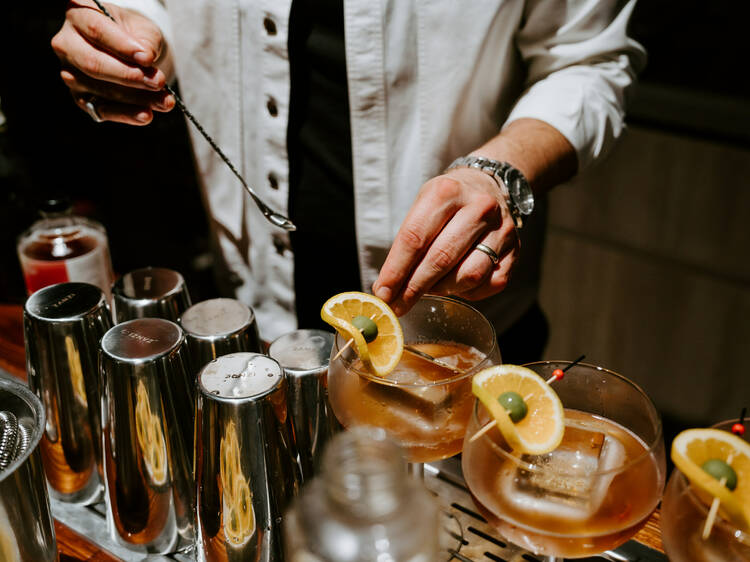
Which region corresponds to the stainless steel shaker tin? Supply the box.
[179,298,262,376]
[23,281,112,505]
[100,318,195,554]
[0,377,57,561]
[112,266,191,323]
[268,329,339,482]
[196,352,299,561]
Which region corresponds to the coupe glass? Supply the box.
[462,361,666,560]
[661,418,750,561]
[327,295,501,465]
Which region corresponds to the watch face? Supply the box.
[510,176,534,215]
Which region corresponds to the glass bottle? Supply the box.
[17,198,115,299]
[284,427,440,562]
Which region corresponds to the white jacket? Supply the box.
[112,0,645,341]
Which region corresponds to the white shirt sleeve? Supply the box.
[504,0,646,171]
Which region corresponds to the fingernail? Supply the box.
[135,111,150,123]
[391,302,404,317]
[374,286,391,303]
[133,51,151,65]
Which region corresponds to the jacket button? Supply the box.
[268,172,279,190]
[263,17,277,35]
[267,97,278,117]
[272,233,291,256]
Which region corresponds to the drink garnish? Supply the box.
[469,356,584,445]
[732,407,747,437]
[470,364,564,455]
[671,427,750,537]
[321,292,404,377]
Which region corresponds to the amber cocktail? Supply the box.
[462,361,666,559]
[328,295,501,463]
[661,419,750,562]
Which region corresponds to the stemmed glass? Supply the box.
[461,361,666,561]
[661,419,750,561]
[327,295,502,553]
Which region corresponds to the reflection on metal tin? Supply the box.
[100,318,195,555]
[179,298,262,377]
[269,330,340,483]
[24,282,111,505]
[196,352,299,561]
[112,266,191,323]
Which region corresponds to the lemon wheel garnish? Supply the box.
[321,291,403,377]
[672,428,750,532]
[472,364,564,455]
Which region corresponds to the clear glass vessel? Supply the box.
[327,295,501,464]
[284,426,440,561]
[462,361,666,560]
[661,419,750,562]
[17,199,114,299]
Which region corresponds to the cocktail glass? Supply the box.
[661,418,750,561]
[328,295,501,464]
[327,295,502,556]
[462,360,666,560]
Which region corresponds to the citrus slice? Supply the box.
[321,291,403,377]
[672,428,750,531]
[472,364,564,455]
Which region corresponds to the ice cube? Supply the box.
[363,374,450,419]
[499,424,626,521]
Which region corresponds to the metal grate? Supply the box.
[49,456,667,561]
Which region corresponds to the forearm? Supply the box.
[469,117,578,197]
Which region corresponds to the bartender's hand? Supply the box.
[372,167,520,316]
[51,0,174,125]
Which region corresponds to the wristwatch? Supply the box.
[446,155,534,229]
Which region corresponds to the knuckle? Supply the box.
[84,19,105,43]
[398,226,426,252]
[50,33,65,56]
[431,177,461,201]
[80,52,102,76]
[125,67,145,83]
[459,264,487,288]
[429,246,455,272]
[402,282,423,303]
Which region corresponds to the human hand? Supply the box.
[372,167,520,316]
[51,0,174,125]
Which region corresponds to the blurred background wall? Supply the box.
[1,3,748,442]
[539,1,750,440]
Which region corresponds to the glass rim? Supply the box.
[473,360,665,477]
[332,294,498,386]
[674,418,750,544]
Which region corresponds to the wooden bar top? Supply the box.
[0,303,664,559]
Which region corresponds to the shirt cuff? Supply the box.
[503,58,635,172]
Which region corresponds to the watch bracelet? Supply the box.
[445,155,524,229]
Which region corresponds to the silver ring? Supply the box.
[474,243,499,265]
[84,95,103,123]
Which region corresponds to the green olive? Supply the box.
[498,391,528,423]
[352,315,378,343]
[702,458,738,491]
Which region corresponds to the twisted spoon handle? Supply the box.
[91,0,296,231]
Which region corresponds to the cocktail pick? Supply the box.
[468,355,586,444]
[331,313,462,373]
[732,407,746,437]
[90,0,296,232]
[702,407,745,539]
[331,313,377,362]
